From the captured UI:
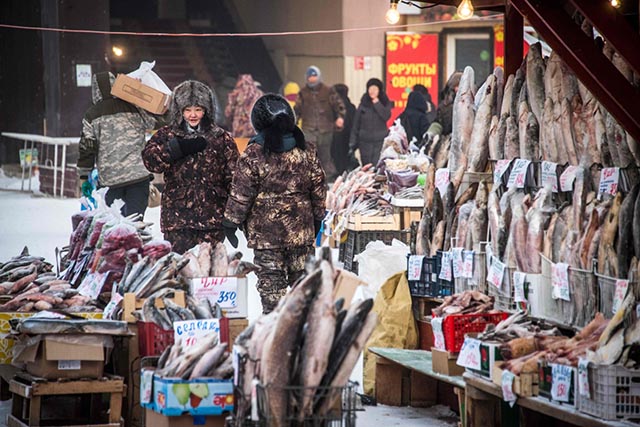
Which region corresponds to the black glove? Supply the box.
[168,136,207,160]
[314,220,323,236]
[222,219,239,248]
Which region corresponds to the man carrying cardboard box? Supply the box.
[77,71,162,216]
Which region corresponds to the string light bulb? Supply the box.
[112,46,123,57]
[386,1,400,25]
[610,0,621,8]
[457,0,474,20]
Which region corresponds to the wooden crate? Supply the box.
[8,372,125,427]
[394,206,423,230]
[346,213,400,231]
[491,361,539,397]
[122,291,186,323]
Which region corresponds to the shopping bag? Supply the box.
[127,61,171,95]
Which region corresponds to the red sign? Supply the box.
[354,56,365,70]
[386,32,439,126]
[494,24,530,70]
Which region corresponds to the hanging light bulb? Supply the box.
[457,0,474,20]
[610,0,621,8]
[386,0,400,25]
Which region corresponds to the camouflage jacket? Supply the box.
[142,124,239,232]
[224,141,326,250]
[77,72,158,187]
[294,83,346,133]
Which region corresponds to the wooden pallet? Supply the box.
[8,372,126,427]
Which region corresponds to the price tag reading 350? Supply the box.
[191,277,239,309]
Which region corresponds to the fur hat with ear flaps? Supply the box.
[251,93,306,153]
[169,80,219,127]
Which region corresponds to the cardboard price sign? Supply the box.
[435,168,450,197]
[140,369,154,404]
[452,248,464,279]
[494,159,512,184]
[431,317,445,350]
[541,161,559,192]
[457,337,481,370]
[513,271,527,303]
[507,159,531,189]
[599,167,620,196]
[502,370,517,406]
[103,291,123,319]
[551,363,573,403]
[174,319,221,348]
[78,272,108,299]
[612,279,629,315]
[191,277,239,309]
[578,358,590,398]
[462,250,474,279]
[488,256,506,289]
[408,255,425,281]
[559,166,579,192]
[439,251,453,281]
[551,263,570,301]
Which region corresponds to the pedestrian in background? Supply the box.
[331,83,356,175]
[225,74,264,138]
[412,84,437,126]
[397,91,430,145]
[281,81,300,109]
[77,71,160,217]
[294,66,346,180]
[142,80,239,253]
[349,78,392,166]
[223,94,326,314]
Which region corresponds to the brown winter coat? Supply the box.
[142,124,239,232]
[224,142,326,250]
[294,84,346,133]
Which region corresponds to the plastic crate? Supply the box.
[342,229,412,274]
[578,364,640,420]
[540,255,598,328]
[595,271,637,319]
[437,312,509,353]
[406,254,439,297]
[137,321,174,357]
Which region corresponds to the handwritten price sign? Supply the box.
[494,159,512,184]
[502,370,517,406]
[457,337,481,370]
[560,166,579,192]
[78,272,108,299]
[452,248,464,279]
[513,271,527,303]
[488,256,506,289]
[103,291,123,319]
[462,250,474,279]
[439,251,453,281]
[551,263,570,301]
[551,363,573,403]
[191,277,239,309]
[408,255,425,281]
[541,161,559,192]
[431,317,445,350]
[578,358,590,398]
[174,319,221,348]
[435,168,450,197]
[599,167,620,196]
[507,159,531,189]
[612,279,629,315]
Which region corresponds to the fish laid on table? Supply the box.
[432,290,494,317]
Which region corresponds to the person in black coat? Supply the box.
[398,91,430,145]
[412,84,437,125]
[331,84,357,175]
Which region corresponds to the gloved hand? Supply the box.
[80,180,93,198]
[222,219,239,248]
[314,220,323,236]
[168,136,208,160]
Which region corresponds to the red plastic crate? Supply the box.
[436,312,509,353]
[137,318,231,357]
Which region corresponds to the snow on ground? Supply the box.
[0,188,459,426]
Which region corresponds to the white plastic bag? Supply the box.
[127,61,171,95]
[354,239,409,295]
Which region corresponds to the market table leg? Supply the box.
[27,395,40,426]
[375,358,409,406]
[465,383,496,427]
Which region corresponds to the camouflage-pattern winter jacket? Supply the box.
[224,140,326,250]
[77,72,158,187]
[142,124,239,232]
[294,83,346,133]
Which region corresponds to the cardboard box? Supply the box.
[190,277,248,319]
[417,318,433,351]
[538,361,576,407]
[0,312,102,364]
[228,319,248,348]
[333,269,367,309]
[111,74,170,114]
[152,375,234,416]
[346,213,400,231]
[492,361,539,397]
[14,334,107,380]
[431,347,464,376]
[145,409,226,427]
[466,337,502,379]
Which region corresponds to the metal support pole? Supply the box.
[61,144,67,198]
[28,141,35,192]
[20,139,27,192]
[53,143,58,197]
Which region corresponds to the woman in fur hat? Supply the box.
[142,80,240,253]
[223,94,326,314]
[349,78,392,166]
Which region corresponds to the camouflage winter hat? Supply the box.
[169,80,218,126]
[251,93,296,132]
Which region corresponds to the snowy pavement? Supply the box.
[0,189,459,426]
